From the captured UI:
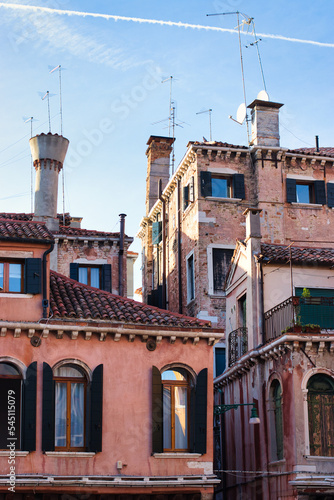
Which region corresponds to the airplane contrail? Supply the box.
[0,2,333,49]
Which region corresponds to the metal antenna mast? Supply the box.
[162,76,173,137]
[49,64,63,135]
[196,109,213,141]
[24,116,36,213]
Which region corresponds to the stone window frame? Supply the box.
[207,244,235,296]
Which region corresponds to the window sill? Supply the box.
[291,203,322,209]
[153,453,202,459]
[0,293,33,298]
[0,451,29,456]
[304,455,334,461]
[45,451,96,458]
[208,292,226,298]
[268,459,286,466]
[206,197,242,203]
[186,298,196,306]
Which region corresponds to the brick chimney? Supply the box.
[30,133,69,231]
[247,99,283,147]
[145,135,175,215]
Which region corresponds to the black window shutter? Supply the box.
[152,366,163,453]
[233,174,245,199]
[70,263,79,281]
[24,258,42,294]
[42,362,55,452]
[183,185,189,210]
[314,180,326,205]
[102,264,112,292]
[90,364,103,452]
[327,183,334,208]
[22,362,37,451]
[286,178,297,203]
[200,171,212,197]
[194,368,207,454]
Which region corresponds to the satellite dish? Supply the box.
[236,103,246,124]
[257,90,269,101]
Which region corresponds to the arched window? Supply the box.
[0,361,37,451]
[152,366,207,454]
[54,364,87,451]
[307,374,334,457]
[161,368,190,451]
[269,379,283,461]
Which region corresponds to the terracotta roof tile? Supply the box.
[260,243,334,266]
[50,271,211,328]
[0,219,54,241]
[56,226,123,239]
[287,147,334,157]
[189,141,248,150]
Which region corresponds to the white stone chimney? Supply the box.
[248,99,283,147]
[30,133,69,231]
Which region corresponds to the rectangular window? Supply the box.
[78,266,100,288]
[200,171,245,200]
[0,261,23,293]
[286,178,326,205]
[296,183,314,204]
[212,248,234,293]
[187,253,195,303]
[212,176,231,198]
[183,177,194,211]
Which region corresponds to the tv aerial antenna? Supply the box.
[49,64,64,135]
[196,109,213,141]
[38,90,56,133]
[207,11,268,145]
[23,116,38,213]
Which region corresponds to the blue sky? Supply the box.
[0,0,333,291]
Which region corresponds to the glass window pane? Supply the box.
[163,386,171,450]
[162,369,188,381]
[0,263,3,291]
[0,363,20,376]
[174,386,188,449]
[212,178,229,198]
[71,383,84,447]
[55,365,85,378]
[55,383,67,447]
[296,184,310,203]
[8,264,21,292]
[78,267,88,285]
[90,268,100,288]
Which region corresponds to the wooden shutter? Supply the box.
[42,362,55,452]
[90,364,103,452]
[24,258,41,294]
[200,171,212,197]
[183,185,189,211]
[152,221,162,245]
[152,366,163,453]
[314,180,326,205]
[70,263,79,281]
[194,368,207,454]
[233,174,245,199]
[327,183,334,208]
[286,178,297,203]
[102,264,112,292]
[22,362,37,451]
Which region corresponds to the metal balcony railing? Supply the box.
[228,327,248,366]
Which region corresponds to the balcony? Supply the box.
[265,296,333,342]
[228,327,248,366]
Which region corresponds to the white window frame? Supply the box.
[186,250,195,304]
[207,244,235,296]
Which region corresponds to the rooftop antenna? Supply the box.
[38,91,56,133]
[162,76,173,137]
[244,20,267,96]
[196,109,213,141]
[49,64,64,135]
[23,116,38,213]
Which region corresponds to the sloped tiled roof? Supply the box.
[50,271,211,328]
[0,219,53,241]
[260,243,334,266]
[55,226,123,239]
[189,140,249,150]
[287,147,334,157]
[0,212,73,225]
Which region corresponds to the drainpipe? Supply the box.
[259,260,265,345]
[118,213,126,296]
[42,241,55,319]
[177,178,183,314]
[159,180,166,310]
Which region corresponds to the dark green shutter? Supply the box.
[90,364,103,452]
[70,263,79,281]
[24,258,41,294]
[233,174,245,199]
[102,264,112,292]
[327,183,334,208]
[183,185,189,211]
[152,366,163,453]
[314,180,326,205]
[286,178,297,203]
[200,171,212,197]
[152,221,162,245]
[22,362,37,451]
[42,362,55,452]
[194,368,207,454]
